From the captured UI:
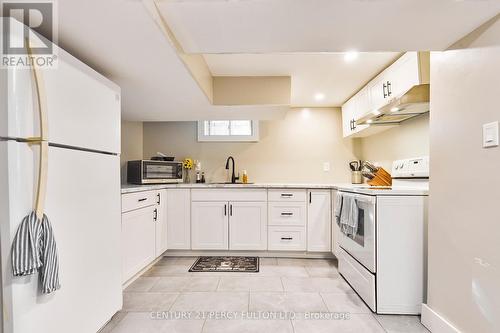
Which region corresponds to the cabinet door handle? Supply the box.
[309,192,312,204]
[224,204,227,216]
[230,204,233,216]
[281,237,293,241]
[138,198,147,202]
[281,212,293,216]
[281,193,293,197]
[387,81,392,96]
[383,83,388,98]
[352,119,356,130]
[153,208,158,221]
[157,193,161,205]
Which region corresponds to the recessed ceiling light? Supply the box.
[367,119,373,124]
[390,107,400,112]
[344,51,359,62]
[314,93,325,101]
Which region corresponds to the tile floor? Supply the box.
[101,257,429,333]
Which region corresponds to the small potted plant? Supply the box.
[183,158,194,183]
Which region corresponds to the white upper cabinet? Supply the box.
[229,202,267,250]
[342,94,369,138]
[368,73,391,111]
[389,52,421,100]
[342,52,429,138]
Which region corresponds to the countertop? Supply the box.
[121,183,428,196]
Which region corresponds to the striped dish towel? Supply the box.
[11,211,61,294]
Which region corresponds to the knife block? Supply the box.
[367,167,392,186]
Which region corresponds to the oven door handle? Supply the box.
[339,192,376,205]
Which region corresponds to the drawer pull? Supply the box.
[280,193,293,197]
[138,198,147,202]
[281,212,293,216]
[281,237,293,240]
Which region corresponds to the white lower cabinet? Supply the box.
[268,189,306,251]
[268,226,306,251]
[166,189,191,249]
[121,205,157,282]
[229,202,267,250]
[191,200,268,251]
[155,190,168,256]
[307,190,332,252]
[331,189,341,257]
[191,201,229,250]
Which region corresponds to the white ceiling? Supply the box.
[157,0,500,53]
[205,52,401,106]
[56,0,289,121]
[53,0,499,121]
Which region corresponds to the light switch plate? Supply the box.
[323,162,330,172]
[483,121,499,148]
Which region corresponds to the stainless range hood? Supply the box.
[356,84,430,126]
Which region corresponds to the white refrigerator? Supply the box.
[1,19,122,333]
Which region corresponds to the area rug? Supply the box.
[189,256,259,272]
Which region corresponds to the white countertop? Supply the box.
[121,183,428,196]
[336,185,429,196]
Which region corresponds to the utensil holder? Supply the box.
[351,171,363,184]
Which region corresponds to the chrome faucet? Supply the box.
[225,156,239,183]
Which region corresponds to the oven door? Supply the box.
[339,191,376,273]
[142,161,183,183]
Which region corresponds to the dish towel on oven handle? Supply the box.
[338,195,359,237]
[11,211,61,294]
[334,192,343,225]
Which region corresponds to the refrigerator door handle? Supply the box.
[27,39,49,218]
[35,141,49,219]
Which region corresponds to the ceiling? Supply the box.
[53,0,499,121]
[205,52,401,106]
[157,0,500,53]
[56,0,289,121]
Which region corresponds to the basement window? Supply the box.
[197,120,259,142]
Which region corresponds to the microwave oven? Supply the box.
[127,160,183,184]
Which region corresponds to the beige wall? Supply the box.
[356,114,429,171]
[213,76,291,105]
[121,121,143,183]
[426,18,500,333]
[143,108,358,183]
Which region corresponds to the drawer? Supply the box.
[268,189,306,202]
[122,191,159,213]
[191,189,267,202]
[338,248,376,311]
[268,226,306,251]
[268,202,306,226]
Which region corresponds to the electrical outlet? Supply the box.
[323,162,330,172]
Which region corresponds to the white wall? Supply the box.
[425,18,500,333]
[120,121,143,183]
[357,114,429,170]
[143,108,359,183]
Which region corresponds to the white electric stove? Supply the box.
[337,157,429,314]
